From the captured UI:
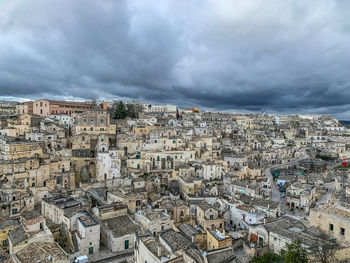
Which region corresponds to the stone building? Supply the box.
[72,110,116,135]
[100,204,141,253]
[135,209,173,235]
[310,203,350,245]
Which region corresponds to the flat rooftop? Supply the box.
[78,211,99,227]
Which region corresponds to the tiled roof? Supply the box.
[103,215,141,237]
[160,230,192,252]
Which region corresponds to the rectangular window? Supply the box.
[329,224,334,231]
[340,227,345,236]
[124,240,129,249]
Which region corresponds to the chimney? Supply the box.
[158,246,162,257]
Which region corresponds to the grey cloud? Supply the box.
[0,0,350,118]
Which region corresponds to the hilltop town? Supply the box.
[0,99,349,263]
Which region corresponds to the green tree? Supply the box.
[250,253,284,263]
[283,239,308,263]
[126,103,143,118]
[114,102,128,119]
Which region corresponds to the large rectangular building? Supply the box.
[71,110,116,135]
[33,99,92,117]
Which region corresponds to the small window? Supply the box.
[329,224,334,231]
[124,240,129,249]
[340,227,345,236]
[100,119,104,123]
[83,118,87,123]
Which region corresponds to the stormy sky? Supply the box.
[1,0,350,118]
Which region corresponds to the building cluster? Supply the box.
[0,98,350,262]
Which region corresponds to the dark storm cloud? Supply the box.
[1,0,350,118]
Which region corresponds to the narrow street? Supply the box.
[264,153,310,202]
